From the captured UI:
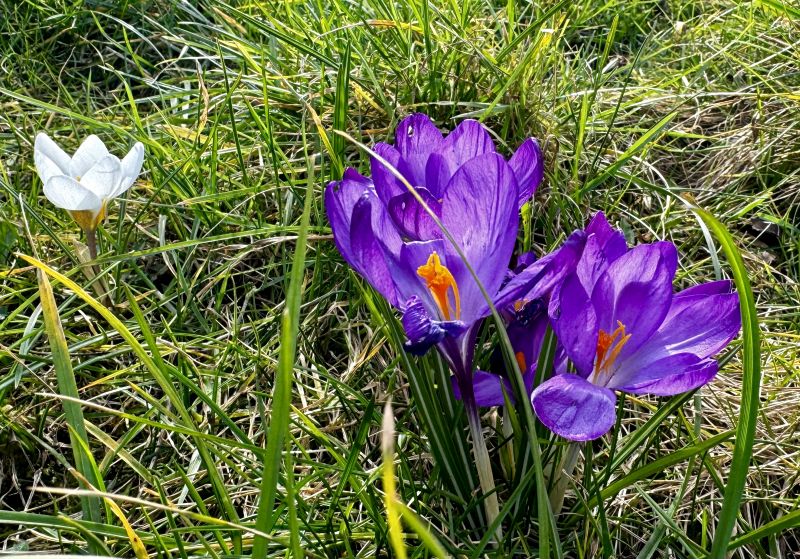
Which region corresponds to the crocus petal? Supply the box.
[394,114,443,187]
[577,212,628,290]
[634,281,740,361]
[79,155,121,199]
[349,195,400,305]
[495,229,587,310]
[549,273,597,377]
[70,135,109,178]
[451,370,512,407]
[425,120,496,196]
[591,241,677,356]
[440,153,518,323]
[508,138,544,208]
[34,133,72,185]
[113,142,145,198]
[43,176,102,212]
[387,188,443,240]
[371,142,406,204]
[532,374,617,441]
[611,353,718,396]
[402,296,466,356]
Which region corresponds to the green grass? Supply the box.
[1,0,799,556]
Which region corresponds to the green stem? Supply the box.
[466,403,502,542]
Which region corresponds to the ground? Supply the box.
[0,0,798,557]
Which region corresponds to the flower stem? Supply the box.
[548,441,581,515]
[466,401,502,542]
[85,228,98,261]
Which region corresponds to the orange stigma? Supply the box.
[594,321,631,377]
[515,352,527,372]
[417,252,461,320]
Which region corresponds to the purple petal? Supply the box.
[402,296,466,356]
[349,195,400,305]
[673,279,734,298]
[532,374,617,441]
[440,153,519,323]
[387,188,443,240]
[371,142,406,204]
[425,120,496,196]
[324,171,372,269]
[451,370,513,407]
[611,353,718,396]
[548,273,597,377]
[577,212,628,290]
[394,114,443,186]
[508,138,544,208]
[387,239,449,315]
[591,241,677,357]
[495,229,587,310]
[634,281,740,361]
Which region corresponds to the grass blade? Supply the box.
[251,148,315,555]
[36,269,104,551]
[695,208,762,559]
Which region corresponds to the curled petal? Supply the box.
[532,374,617,441]
[402,296,466,355]
[508,138,544,208]
[577,211,628,290]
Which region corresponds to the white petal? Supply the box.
[70,135,109,178]
[43,176,102,211]
[112,142,145,198]
[34,133,71,185]
[80,155,121,199]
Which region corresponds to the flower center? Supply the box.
[594,321,631,378]
[417,252,461,321]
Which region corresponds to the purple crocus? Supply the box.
[529,212,742,441]
[325,114,580,398]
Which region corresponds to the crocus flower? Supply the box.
[529,212,741,441]
[325,113,580,395]
[34,133,144,233]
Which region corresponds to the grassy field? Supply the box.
[0,0,799,556]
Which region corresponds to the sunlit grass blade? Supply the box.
[251,147,315,556]
[36,269,104,551]
[382,400,408,559]
[694,208,762,559]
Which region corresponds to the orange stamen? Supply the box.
[594,321,631,377]
[417,252,461,320]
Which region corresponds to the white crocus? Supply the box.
[34,133,144,233]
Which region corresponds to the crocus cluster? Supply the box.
[326,113,741,444]
[325,114,584,405]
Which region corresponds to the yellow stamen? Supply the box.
[417,252,461,320]
[594,321,631,377]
